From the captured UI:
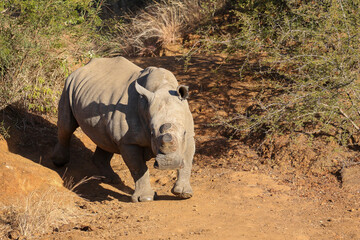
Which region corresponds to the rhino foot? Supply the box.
[131,189,156,203]
[172,182,193,199]
[51,143,70,167]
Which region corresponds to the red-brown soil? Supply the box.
[1,56,360,239]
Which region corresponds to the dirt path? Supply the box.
[46,135,360,240]
[1,131,359,240]
[1,56,360,239]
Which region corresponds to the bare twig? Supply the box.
[338,107,360,131]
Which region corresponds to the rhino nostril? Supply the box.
[162,133,172,143]
[159,123,172,134]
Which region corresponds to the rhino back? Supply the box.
[65,57,143,152]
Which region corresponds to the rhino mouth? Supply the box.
[154,153,183,170]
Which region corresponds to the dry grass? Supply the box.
[0,187,80,239]
[63,175,101,192]
[113,0,226,56]
[0,171,100,239]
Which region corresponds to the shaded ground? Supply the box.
[1,55,360,239]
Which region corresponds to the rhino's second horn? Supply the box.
[159,133,177,154]
[162,133,173,143]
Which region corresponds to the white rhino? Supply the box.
[51,57,195,202]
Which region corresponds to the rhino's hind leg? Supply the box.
[52,132,73,167]
[120,144,155,202]
[92,147,120,184]
[52,92,78,167]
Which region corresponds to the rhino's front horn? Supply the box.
[159,123,172,134]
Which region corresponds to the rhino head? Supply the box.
[135,80,189,170]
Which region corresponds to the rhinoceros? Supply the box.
[51,57,195,202]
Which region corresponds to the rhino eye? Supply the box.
[150,126,155,136]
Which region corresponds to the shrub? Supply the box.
[206,0,360,146]
[0,0,103,113]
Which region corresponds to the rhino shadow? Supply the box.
[0,105,133,203]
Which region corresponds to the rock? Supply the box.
[57,223,74,232]
[341,165,360,193]
[8,230,20,240]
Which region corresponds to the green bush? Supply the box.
[0,0,103,113]
[208,0,360,146]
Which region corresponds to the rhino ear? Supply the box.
[135,81,155,102]
[177,85,189,100]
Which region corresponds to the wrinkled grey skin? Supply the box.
[51,57,195,202]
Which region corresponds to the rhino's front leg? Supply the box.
[172,137,195,199]
[172,160,193,199]
[120,144,155,202]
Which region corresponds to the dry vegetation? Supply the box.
[0,187,79,239]
[110,0,226,56]
[0,173,101,239]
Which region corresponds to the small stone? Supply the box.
[8,230,20,240]
[80,225,92,232]
[58,223,73,232]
